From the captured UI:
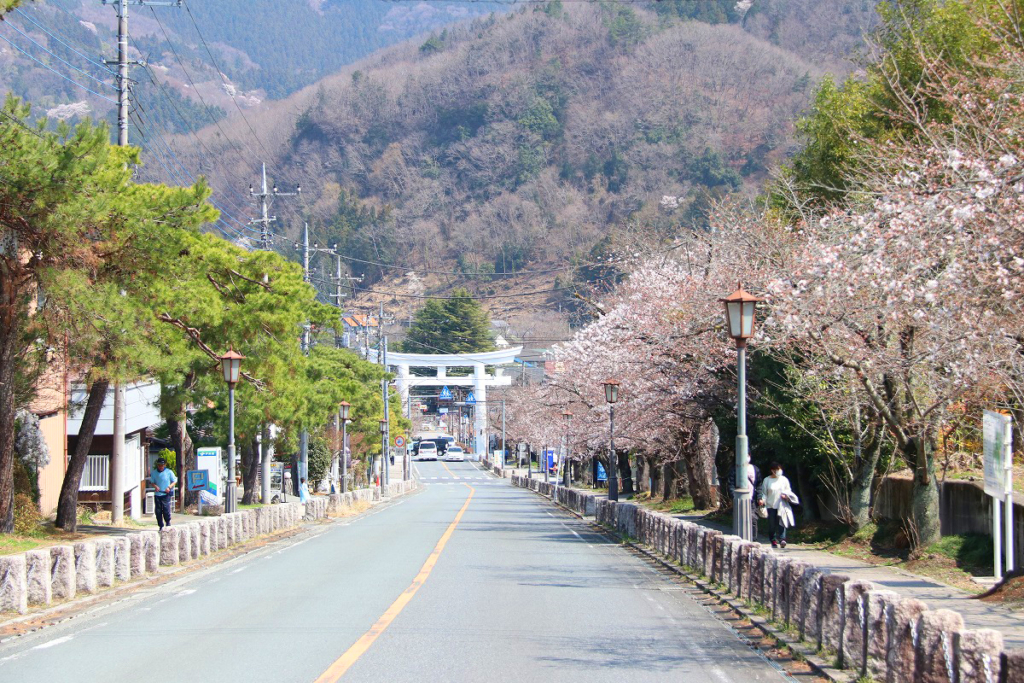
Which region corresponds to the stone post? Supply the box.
[95,538,115,587]
[885,597,928,683]
[49,545,76,601]
[819,573,850,654]
[142,531,160,573]
[797,567,824,643]
[74,541,98,594]
[25,549,51,606]
[178,524,192,563]
[0,554,28,614]
[113,537,131,582]
[914,609,964,683]
[955,629,1002,683]
[160,527,180,566]
[129,533,146,577]
[840,580,874,676]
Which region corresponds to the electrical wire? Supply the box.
[0,32,117,103]
[181,0,275,163]
[2,20,117,89]
[150,8,266,171]
[12,8,115,75]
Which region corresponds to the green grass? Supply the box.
[924,533,993,572]
[238,503,265,510]
[0,536,45,555]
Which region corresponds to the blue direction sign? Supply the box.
[465,391,476,404]
[439,386,453,401]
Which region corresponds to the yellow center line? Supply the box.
[313,483,475,683]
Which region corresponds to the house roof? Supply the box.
[343,314,378,328]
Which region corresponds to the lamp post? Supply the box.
[379,419,387,495]
[562,410,573,487]
[720,284,763,542]
[603,379,620,502]
[220,348,245,513]
[339,401,351,494]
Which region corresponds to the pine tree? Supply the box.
[402,289,494,354]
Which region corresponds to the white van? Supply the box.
[417,441,438,461]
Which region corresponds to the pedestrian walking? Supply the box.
[148,457,177,529]
[299,477,310,504]
[760,462,796,548]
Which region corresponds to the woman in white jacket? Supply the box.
[760,462,796,549]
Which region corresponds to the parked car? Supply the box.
[443,446,464,462]
[416,441,438,461]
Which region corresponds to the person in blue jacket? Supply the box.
[148,458,177,529]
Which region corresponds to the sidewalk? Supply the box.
[672,511,1024,648]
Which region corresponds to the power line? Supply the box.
[12,8,115,75]
[181,0,275,162]
[2,20,117,89]
[0,32,117,103]
[149,8,264,169]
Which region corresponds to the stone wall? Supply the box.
[0,482,417,618]
[510,477,1019,683]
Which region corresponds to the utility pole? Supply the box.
[330,253,361,348]
[102,0,181,523]
[249,164,300,251]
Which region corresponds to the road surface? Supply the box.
[0,460,788,682]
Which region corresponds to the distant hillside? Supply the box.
[173,0,878,307]
[0,0,506,129]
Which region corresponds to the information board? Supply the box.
[984,410,1011,500]
[196,447,223,505]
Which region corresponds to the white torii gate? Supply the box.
[384,347,522,457]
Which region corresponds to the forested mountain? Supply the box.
[170,0,878,320]
[0,0,504,128]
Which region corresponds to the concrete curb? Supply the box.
[0,481,419,624]
[508,476,1017,683]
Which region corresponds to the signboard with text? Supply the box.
[984,410,1012,500]
[185,469,209,492]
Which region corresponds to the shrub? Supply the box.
[13,493,42,535]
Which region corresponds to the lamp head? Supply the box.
[219,347,245,385]
[720,283,764,344]
[602,378,620,404]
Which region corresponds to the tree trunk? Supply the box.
[850,423,885,531]
[241,435,259,505]
[0,314,19,533]
[289,453,299,495]
[168,413,195,508]
[662,461,679,501]
[684,418,718,510]
[636,456,650,494]
[618,451,634,495]
[911,433,941,548]
[56,380,110,531]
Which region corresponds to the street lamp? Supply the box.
[562,410,573,487]
[219,347,245,513]
[602,378,620,502]
[379,419,388,495]
[720,284,763,542]
[339,401,351,494]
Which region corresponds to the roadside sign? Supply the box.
[983,409,1015,580]
[439,386,453,401]
[984,410,1012,500]
[439,408,448,414]
[185,469,209,492]
[395,435,405,447]
[596,461,607,482]
[196,447,222,504]
[466,391,476,404]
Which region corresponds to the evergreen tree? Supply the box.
[402,289,494,354]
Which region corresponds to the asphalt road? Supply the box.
[0,460,788,682]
